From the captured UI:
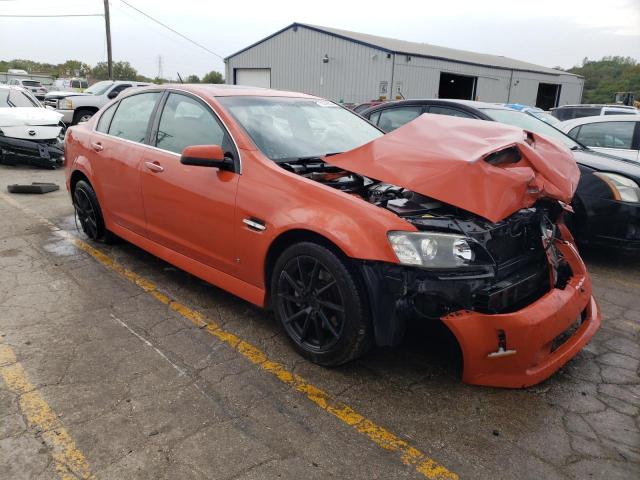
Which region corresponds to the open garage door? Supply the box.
[438,72,477,100]
[234,68,271,88]
[536,83,561,111]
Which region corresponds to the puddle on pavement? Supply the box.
[43,239,77,257]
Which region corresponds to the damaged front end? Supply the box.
[278,114,599,387]
[0,134,64,168]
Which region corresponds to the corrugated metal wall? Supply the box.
[226,26,584,106]
[227,27,392,104]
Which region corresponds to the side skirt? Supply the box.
[108,222,267,307]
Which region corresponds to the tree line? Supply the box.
[565,56,640,104]
[0,58,224,84]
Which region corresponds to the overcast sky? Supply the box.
[1,0,639,79]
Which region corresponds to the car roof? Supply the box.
[558,114,640,129]
[362,98,512,111]
[129,83,319,99]
[554,104,637,109]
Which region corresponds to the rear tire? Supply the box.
[271,242,372,366]
[73,180,116,243]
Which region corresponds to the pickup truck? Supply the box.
[44,80,151,125]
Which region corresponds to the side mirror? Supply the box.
[180,145,232,170]
[107,90,119,99]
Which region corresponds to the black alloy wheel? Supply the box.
[278,254,345,352]
[272,242,372,366]
[74,187,98,239]
[73,180,113,242]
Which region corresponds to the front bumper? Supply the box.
[0,135,64,168]
[578,196,640,250]
[441,240,599,388]
[55,109,74,124]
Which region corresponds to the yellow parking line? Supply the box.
[0,342,93,480]
[0,192,459,480]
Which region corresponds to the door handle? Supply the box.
[90,142,103,152]
[144,161,164,173]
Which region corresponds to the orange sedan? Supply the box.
[64,85,600,388]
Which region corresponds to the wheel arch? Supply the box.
[264,229,348,306]
[70,169,91,195]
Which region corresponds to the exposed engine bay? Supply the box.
[279,157,573,337]
[281,158,452,218]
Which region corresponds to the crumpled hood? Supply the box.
[327,114,579,223]
[0,107,63,127]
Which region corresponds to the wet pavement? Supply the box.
[0,165,638,480]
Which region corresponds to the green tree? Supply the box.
[202,70,224,84]
[568,56,640,104]
[186,74,200,83]
[92,61,138,81]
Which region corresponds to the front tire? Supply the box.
[73,109,95,125]
[271,242,372,366]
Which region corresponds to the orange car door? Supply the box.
[140,92,240,275]
[90,92,162,235]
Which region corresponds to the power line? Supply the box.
[0,14,104,17]
[118,0,224,60]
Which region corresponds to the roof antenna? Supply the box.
[176,72,183,83]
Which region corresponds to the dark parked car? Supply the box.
[361,99,640,250]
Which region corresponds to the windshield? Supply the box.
[1,89,39,107]
[217,96,383,161]
[528,110,560,125]
[85,80,113,95]
[481,108,581,150]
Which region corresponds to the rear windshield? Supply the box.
[481,108,580,150]
[553,107,601,121]
[21,80,41,87]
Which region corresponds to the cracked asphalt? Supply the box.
[0,165,638,480]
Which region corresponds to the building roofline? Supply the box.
[225,23,582,78]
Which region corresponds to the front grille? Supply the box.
[44,99,58,108]
[484,210,545,266]
[473,263,550,313]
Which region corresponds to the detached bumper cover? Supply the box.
[0,135,64,168]
[441,240,600,388]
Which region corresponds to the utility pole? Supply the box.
[103,0,113,80]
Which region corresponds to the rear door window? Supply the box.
[107,92,161,143]
[574,121,635,149]
[155,92,229,154]
[376,106,423,132]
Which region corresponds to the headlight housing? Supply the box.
[387,231,478,268]
[58,99,73,110]
[593,172,640,203]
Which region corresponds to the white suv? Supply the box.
[7,78,48,100]
[551,104,639,121]
[44,80,151,125]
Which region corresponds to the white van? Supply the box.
[50,78,89,93]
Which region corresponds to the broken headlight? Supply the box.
[387,231,477,268]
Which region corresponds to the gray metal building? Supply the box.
[225,23,584,109]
